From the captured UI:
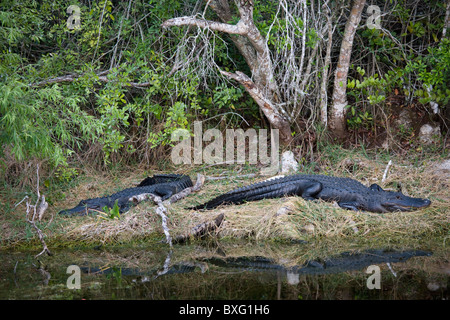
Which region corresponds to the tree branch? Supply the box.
[19,164,52,258]
[128,174,206,246]
[31,71,151,88]
[174,213,224,244]
[161,16,247,35]
[219,70,289,122]
[220,69,292,144]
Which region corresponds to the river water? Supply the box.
[0,243,448,300]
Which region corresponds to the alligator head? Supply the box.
[58,206,88,216]
[58,198,111,216]
[368,187,431,213]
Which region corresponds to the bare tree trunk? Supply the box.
[319,3,333,127]
[443,0,450,38]
[219,70,293,143]
[329,0,366,139]
[162,0,293,145]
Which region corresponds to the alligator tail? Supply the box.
[189,175,302,210]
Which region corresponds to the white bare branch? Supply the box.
[162,16,247,35]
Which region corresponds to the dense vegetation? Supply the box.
[0,0,448,184]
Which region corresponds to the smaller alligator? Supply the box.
[59,174,193,216]
[190,174,431,213]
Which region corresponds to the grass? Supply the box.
[1,145,448,253]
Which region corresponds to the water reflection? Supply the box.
[0,244,448,300]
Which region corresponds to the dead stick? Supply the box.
[382,160,392,183]
[165,174,205,204]
[174,213,224,243]
[128,174,207,246]
[22,164,52,258]
[26,196,52,258]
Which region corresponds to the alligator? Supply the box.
[79,249,431,278]
[190,174,431,213]
[204,249,432,275]
[58,174,193,216]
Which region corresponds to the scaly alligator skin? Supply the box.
[190,174,431,213]
[59,174,193,216]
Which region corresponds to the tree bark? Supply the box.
[329,0,366,139]
[443,0,450,38]
[319,4,333,127]
[162,0,293,145]
[219,70,292,144]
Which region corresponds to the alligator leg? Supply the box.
[299,181,323,201]
[369,184,384,192]
[153,186,177,200]
[337,202,360,211]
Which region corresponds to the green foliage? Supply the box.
[213,83,243,110]
[406,39,450,106]
[349,0,447,135]
[0,79,102,166]
[147,102,190,148]
[345,105,373,131]
[0,0,447,181]
[101,200,121,220]
[55,165,79,183]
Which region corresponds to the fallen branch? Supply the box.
[382,160,393,183]
[31,70,151,88]
[165,174,205,205]
[153,195,173,247]
[206,173,257,181]
[129,193,173,246]
[128,174,206,246]
[128,174,205,206]
[20,164,52,258]
[174,213,224,244]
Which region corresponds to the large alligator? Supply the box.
[78,248,431,278]
[59,174,193,216]
[190,174,431,213]
[204,249,432,275]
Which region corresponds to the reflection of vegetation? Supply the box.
[1,243,447,300]
[106,267,123,287]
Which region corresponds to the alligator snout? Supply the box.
[384,197,431,212]
[422,199,432,207]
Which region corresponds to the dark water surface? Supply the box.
[0,243,448,300]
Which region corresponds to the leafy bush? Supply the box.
[406,38,450,107]
[0,78,102,167]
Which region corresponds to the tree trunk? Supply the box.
[329,0,366,139]
[162,0,293,145]
[443,0,450,38]
[220,70,292,144]
[319,4,333,127]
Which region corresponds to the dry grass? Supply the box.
[2,149,448,250]
[57,153,449,249]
